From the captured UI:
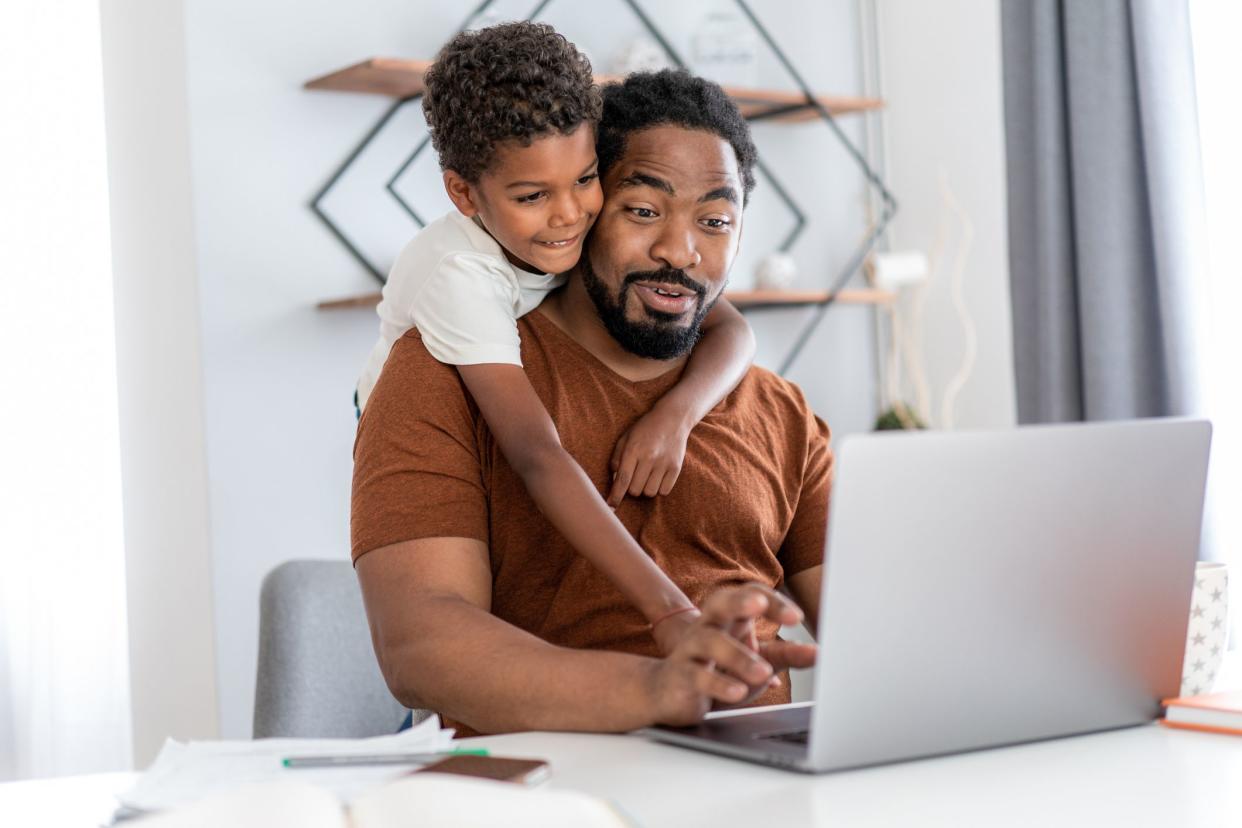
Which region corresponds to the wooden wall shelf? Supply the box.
[306,58,433,99]
[726,288,894,308]
[304,58,883,123]
[316,288,893,312]
[304,38,895,376]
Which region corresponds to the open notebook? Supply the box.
[131,774,635,828]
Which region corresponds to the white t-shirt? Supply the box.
[356,211,566,410]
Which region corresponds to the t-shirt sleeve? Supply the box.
[779,406,834,577]
[350,329,490,563]
[407,254,523,366]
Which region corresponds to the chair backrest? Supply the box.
[253,559,410,738]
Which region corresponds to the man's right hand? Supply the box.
[644,584,818,727]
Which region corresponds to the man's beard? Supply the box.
[580,255,720,361]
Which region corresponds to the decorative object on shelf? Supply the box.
[873,171,975,429]
[303,0,896,376]
[934,172,977,431]
[691,6,758,89]
[754,252,797,291]
[874,248,932,430]
[610,37,671,76]
[874,402,926,431]
[870,250,930,291]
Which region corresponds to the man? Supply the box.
[351,70,832,736]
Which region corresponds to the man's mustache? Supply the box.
[622,268,707,297]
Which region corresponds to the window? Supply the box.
[0,0,132,779]
[1190,1,1240,643]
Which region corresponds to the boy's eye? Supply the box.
[576,173,598,186]
[629,207,657,219]
[702,217,730,229]
[514,191,545,204]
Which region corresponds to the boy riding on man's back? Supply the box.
[356,22,757,655]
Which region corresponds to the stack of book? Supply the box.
[1162,691,1242,736]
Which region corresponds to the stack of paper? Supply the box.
[132,775,636,828]
[118,714,455,817]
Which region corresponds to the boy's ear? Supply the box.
[443,170,480,217]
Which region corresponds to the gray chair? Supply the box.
[253,559,423,738]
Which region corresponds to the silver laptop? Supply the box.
[644,418,1212,772]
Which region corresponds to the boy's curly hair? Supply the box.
[422,22,602,182]
[597,70,758,204]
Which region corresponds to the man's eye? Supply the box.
[576,173,598,186]
[702,218,730,229]
[515,192,545,204]
[629,207,657,219]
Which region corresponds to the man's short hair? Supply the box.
[422,22,602,182]
[597,69,758,204]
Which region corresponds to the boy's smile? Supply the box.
[443,124,602,275]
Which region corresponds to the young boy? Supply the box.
[355,22,756,654]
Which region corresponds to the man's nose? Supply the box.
[548,190,584,228]
[650,222,701,271]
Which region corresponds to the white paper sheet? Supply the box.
[118,714,455,814]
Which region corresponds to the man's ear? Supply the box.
[443,170,480,217]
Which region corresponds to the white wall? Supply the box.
[875,0,1017,429]
[100,0,220,766]
[181,0,884,737]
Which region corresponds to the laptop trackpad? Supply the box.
[654,704,813,750]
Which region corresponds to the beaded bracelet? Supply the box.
[649,605,700,630]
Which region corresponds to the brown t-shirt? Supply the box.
[351,309,833,732]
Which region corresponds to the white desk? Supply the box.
[2,724,1240,827]
[469,725,1242,827]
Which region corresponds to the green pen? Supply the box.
[282,747,489,769]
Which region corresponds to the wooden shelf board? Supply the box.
[305,58,433,98]
[305,58,883,120]
[727,288,894,308]
[317,287,893,312]
[729,91,882,120]
[317,291,384,311]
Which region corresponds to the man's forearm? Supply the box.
[357,541,816,734]
[376,589,660,734]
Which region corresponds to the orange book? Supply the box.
[1161,691,1242,736]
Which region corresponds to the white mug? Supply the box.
[1180,561,1229,697]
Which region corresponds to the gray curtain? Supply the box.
[1000,0,1208,424]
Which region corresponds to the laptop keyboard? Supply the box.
[758,729,809,745]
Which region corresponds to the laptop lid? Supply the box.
[807,418,1211,771]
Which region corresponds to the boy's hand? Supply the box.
[608,409,691,507]
[645,584,815,726]
[650,607,701,656]
[650,607,769,673]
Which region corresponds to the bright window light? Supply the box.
[1190,1,1241,627]
[0,1,133,778]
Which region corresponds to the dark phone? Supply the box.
[413,754,551,785]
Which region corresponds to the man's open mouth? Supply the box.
[633,281,700,315]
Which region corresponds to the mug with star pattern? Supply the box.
[1180,561,1229,698]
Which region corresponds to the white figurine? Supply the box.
[611,38,671,76]
[755,252,798,291]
